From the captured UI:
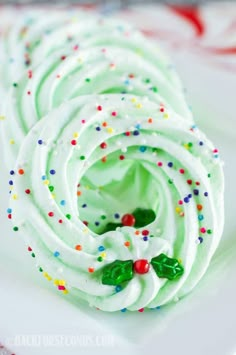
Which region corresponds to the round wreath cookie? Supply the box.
[0,7,189,102]
[0,9,192,170]
[8,94,224,312]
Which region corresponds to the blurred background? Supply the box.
[0,0,231,4]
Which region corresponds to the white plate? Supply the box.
[0,4,236,355]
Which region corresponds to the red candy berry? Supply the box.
[121,214,135,227]
[100,142,107,149]
[134,259,150,274]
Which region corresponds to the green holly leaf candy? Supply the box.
[102,260,133,286]
[151,253,184,280]
[132,208,156,228]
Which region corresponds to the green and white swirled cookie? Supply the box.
[1,8,192,170]
[2,10,224,312]
[8,93,224,311]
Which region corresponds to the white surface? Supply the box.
[1,10,236,355]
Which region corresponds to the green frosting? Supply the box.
[3,9,224,312]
